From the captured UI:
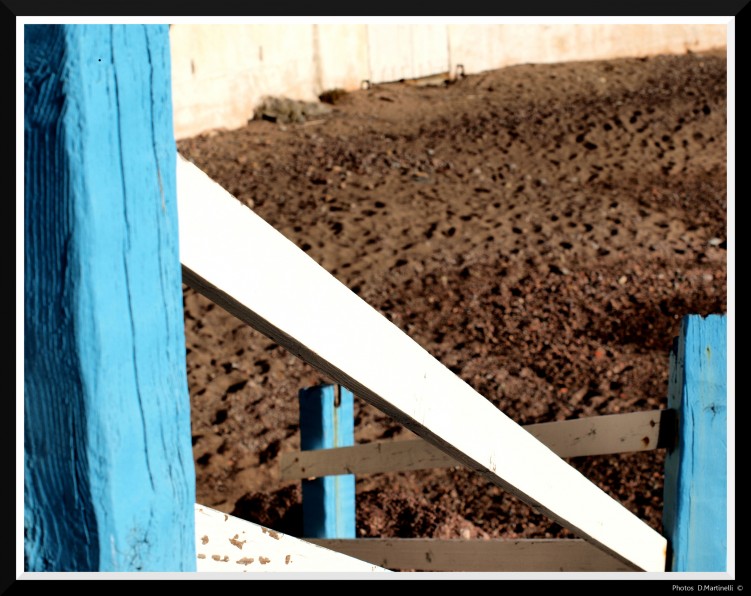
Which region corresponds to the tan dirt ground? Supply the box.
[176,48,727,559]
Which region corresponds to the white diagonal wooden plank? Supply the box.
[176,155,667,572]
[194,504,389,572]
[309,538,632,572]
[280,410,664,480]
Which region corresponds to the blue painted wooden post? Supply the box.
[24,25,196,571]
[299,384,356,538]
[663,314,727,571]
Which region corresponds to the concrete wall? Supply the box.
[170,23,727,139]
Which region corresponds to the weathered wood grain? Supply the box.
[24,25,195,571]
[309,538,633,572]
[281,410,665,480]
[663,314,728,571]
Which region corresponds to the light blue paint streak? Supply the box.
[663,314,727,571]
[299,385,356,538]
[24,24,195,571]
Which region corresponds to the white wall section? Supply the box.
[170,24,726,140]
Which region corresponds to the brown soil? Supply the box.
[176,49,727,559]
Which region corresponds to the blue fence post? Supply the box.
[299,384,356,538]
[663,314,728,571]
[24,25,196,571]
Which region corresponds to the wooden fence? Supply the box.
[282,409,668,480]
[23,23,730,576]
[284,309,727,573]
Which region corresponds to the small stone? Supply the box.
[618,275,628,285]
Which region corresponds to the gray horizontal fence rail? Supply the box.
[309,538,632,572]
[282,409,669,480]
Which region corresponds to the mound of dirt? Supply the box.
[177,48,727,547]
